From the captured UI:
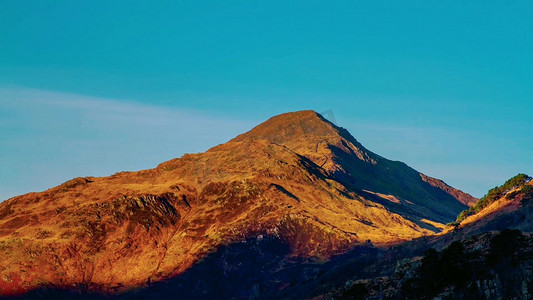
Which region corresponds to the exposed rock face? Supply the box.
[0,110,473,296]
[420,173,478,207]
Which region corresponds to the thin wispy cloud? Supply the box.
[0,87,255,201]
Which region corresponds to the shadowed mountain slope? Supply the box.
[321,174,533,299]
[233,111,476,221]
[0,110,474,296]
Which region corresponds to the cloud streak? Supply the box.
[0,87,255,201]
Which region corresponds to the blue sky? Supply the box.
[1,1,532,200]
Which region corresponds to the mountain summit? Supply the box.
[234,110,337,142]
[0,110,476,296]
[237,110,476,218]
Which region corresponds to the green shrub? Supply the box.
[402,242,471,298]
[343,282,368,300]
[521,184,533,200]
[487,229,525,266]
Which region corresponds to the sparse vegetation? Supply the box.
[521,184,533,204]
[456,174,531,223]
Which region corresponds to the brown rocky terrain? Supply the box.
[0,110,474,297]
[420,174,478,207]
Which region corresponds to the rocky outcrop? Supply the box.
[420,173,478,207]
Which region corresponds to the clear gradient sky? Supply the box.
[1,1,532,201]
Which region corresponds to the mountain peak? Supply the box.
[233,110,340,144]
[230,111,474,224]
[229,110,372,177]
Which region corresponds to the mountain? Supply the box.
[0,110,475,297]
